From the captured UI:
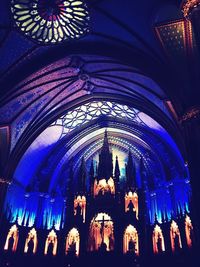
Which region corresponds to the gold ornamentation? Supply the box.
[182,0,200,19]
[180,106,200,122]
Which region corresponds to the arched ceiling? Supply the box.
[0,0,190,113]
[13,98,186,195]
[0,0,183,77]
[0,53,185,180]
[0,0,196,233]
[0,0,193,187]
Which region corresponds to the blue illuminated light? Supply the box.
[4,101,192,228]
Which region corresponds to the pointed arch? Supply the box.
[125,191,138,219]
[44,230,58,256]
[88,213,114,251]
[185,215,193,248]
[152,225,165,253]
[94,178,115,197]
[170,220,182,252]
[123,225,139,255]
[74,195,86,223]
[66,228,80,256]
[24,228,38,254]
[4,224,19,252]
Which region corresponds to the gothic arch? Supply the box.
[152,225,165,253]
[125,191,139,219]
[0,52,185,181]
[24,228,38,254]
[88,213,114,252]
[94,177,115,197]
[74,196,86,223]
[185,215,194,248]
[66,228,80,256]
[44,229,58,256]
[170,221,182,252]
[123,225,139,255]
[4,224,19,252]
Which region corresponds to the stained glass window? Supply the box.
[52,101,145,137]
[11,0,90,44]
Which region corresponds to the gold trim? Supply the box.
[182,0,200,19]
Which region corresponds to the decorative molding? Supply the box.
[155,19,187,59]
[182,0,200,19]
[180,106,200,122]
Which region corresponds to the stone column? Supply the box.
[0,178,10,221]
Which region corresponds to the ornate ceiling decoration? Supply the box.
[52,101,146,138]
[11,0,90,44]
[180,106,200,123]
[181,0,200,19]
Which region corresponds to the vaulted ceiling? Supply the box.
[0,0,196,188]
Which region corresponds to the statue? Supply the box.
[157,234,162,253]
[47,240,54,255]
[108,233,114,251]
[76,202,82,217]
[174,233,180,252]
[128,237,136,254]
[68,238,76,256]
[127,200,134,212]
[27,237,34,254]
[99,242,107,253]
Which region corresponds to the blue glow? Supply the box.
[5,101,192,228]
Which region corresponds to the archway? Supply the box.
[185,215,194,248]
[123,225,139,255]
[24,228,37,254]
[94,177,115,197]
[152,225,165,253]
[74,196,86,223]
[66,228,80,256]
[125,191,138,219]
[88,213,114,252]
[0,54,192,256]
[170,221,182,252]
[4,98,191,230]
[44,229,57,256]
[4,224,19,252]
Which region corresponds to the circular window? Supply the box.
[11,0,90,44]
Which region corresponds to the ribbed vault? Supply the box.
[0,54,184,180]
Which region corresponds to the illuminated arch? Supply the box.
[123,225,139,255]
[185,215,193,248]
[88,213,114,251]
[4,224,19,252]
[52,101,144,137]
[44,229,57,256]
[74,195,86,223]
[152,225,165,253]
[170,221,182,252]
[66,228,80,256]
[125,191,138,219]
[93,178,115,197]
[24,228,38,254]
